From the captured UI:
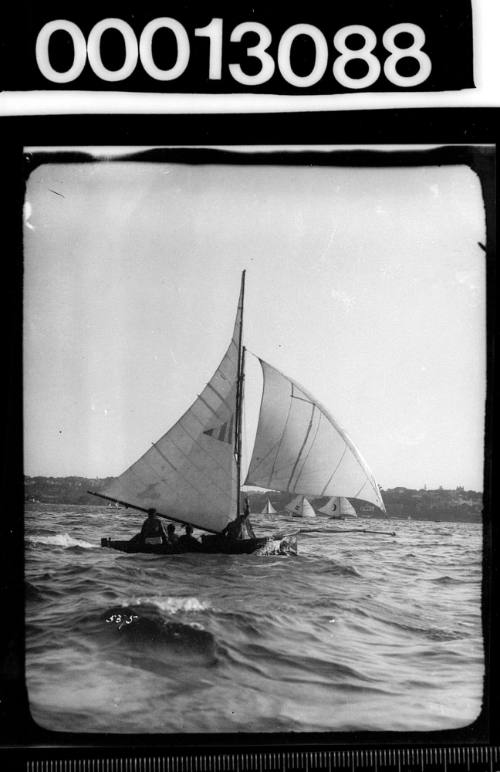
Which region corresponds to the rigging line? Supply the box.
[89,491,221,534]
[353,478,370,501]
[291,410,323,490]
[320,445,348,496]
[244,439,284,484]
[287,399,316,491]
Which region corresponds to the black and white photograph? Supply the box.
[23,146,487,735]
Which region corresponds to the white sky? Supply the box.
[23,150,486,491]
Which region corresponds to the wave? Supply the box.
[121,596,211,614]
[101,603,217,669]
[430,575,463,585]
[26,533,96,550]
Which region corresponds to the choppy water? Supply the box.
[25,504,484,733]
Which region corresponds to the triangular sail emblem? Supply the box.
[203,413,234,445]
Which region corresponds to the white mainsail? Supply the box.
[96,273,386,533]
[99,280,244,533]
[245,359,385,511]
[318,496,357,518]
[261,498,277,514]
[285,494,316,518]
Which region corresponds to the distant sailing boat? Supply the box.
[285,495,316,518]
[94,271,385,555]
[318,496,357,519]
[261,498,277,515]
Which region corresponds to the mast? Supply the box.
[235,270,246,517]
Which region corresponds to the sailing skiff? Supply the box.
[93,272,385,555]
[318,496,357,519]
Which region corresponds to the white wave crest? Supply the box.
[26,533,95,549]
[126,596,210,614]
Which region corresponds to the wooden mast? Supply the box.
[235,270,246,517]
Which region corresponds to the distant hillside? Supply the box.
[24,477,483,523]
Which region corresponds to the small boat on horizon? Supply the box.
[92,271,385,555]
[318,496,357,519]
[261,498,277,515]
[285,495,317,518]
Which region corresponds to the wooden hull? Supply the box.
[101,533,298,556]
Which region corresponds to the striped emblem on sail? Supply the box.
[203,414,234,444]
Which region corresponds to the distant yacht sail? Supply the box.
[285,495,316,518]
[92,271,385,548]
[318,496,357,518]
[261,498,277,514]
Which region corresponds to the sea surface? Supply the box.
[25,504,484,734]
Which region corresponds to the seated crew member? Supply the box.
[222,497,256,540]
[177,524,201,551]
[138,508,169,546]
[166,523,179,546]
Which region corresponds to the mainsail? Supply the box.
[98,279,245,533]
[318,496,357,518]
[245,359,385,511]
[285,495,316,518]
[95,272,386,535]
[261,498,277,515]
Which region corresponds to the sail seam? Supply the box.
[175,421,236,501]
[287,402,316,491]
[149,439,234,514]
[150,441,177,470]
[267,379,294,488]
[206,381,233,412]
[354,479,369,501]
[320,445,348,496]
[121,429,234,523]
[292,410,322,490]
[197,392,222,420]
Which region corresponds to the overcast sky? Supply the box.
[23,150,486,491]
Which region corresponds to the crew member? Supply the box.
[177,524,201,551]
[138,508,169,546]
[222,497,256,539]
[166,523,179,546]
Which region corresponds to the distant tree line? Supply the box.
[24,477,483,523]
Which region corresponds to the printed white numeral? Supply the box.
[87,19,138,82]
[383,23,431,87]
[194,18,223,80]
[139,17,190,81]
[333,25,381,89]
[35,20,87,83]
[229,22,275,85]
[277,24,328,87]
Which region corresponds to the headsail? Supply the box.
[261,498,277,515]
[98,277,245,533]
[319,496,357,518]
[285,495,316,518]
[245,359,386,511]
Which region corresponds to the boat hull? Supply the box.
[101,533,297,556]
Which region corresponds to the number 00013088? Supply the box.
[35,17,432,88]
